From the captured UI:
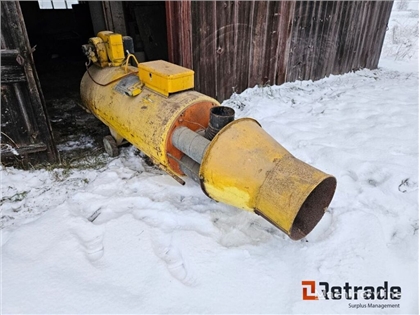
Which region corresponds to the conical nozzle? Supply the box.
[199,118,337,240]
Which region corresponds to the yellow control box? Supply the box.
[138,60,194,96]
[97,31,125,67]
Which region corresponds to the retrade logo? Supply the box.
[302,281,319,300]
[301,280,402,301]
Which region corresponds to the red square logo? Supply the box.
[302,280,319,300]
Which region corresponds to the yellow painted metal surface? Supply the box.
[80,31,337,240]
[80,65,218,177]
[88,37,108,68]
[139,60,194,96]
[97,31,125,67]
[199,118,336,239]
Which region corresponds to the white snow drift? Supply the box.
[1,5,418,314]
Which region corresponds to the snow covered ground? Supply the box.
[1,3,418,314]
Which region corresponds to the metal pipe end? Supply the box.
[205,106,235,140]
[289,176,337,240]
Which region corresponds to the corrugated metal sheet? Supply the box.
[167,0,393,102]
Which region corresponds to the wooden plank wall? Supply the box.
[286,1,394,82]
[167,1,393,102]
[166,1,193,69]
[189,1,294,101]
[1,1,59,164]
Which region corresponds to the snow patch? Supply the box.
[1,7,418,314]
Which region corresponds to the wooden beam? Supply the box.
[1,1,59,163]
[102,1,127,35]
[1,143,47,158]
[166,1,192,68]
[1,49,26,83]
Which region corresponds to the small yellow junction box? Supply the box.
[138,60,194,96]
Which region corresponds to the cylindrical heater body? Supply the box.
[80,65,219,178]
[81,63,336,240]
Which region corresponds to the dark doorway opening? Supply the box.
[124,1,168,62]
[19,1,169,166]
[19,1,113,165]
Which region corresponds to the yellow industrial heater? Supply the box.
[80,31,337,240]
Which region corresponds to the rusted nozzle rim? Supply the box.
[289,176,337,240]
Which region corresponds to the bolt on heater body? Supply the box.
[80,31,337,240]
